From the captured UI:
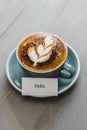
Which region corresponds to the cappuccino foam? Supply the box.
[17,32,67,72]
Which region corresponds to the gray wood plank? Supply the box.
[0,0,28,37]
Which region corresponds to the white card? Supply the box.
[22,77,58,97]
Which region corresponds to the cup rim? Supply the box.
[16,32,68,74]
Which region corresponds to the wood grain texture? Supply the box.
[0,0,86,130]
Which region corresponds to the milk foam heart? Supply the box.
[45,36,53,47]
[37,44,52,56]
[28,43,53,66]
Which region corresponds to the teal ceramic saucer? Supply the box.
[6,44,80,97]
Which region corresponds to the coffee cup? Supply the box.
[16,32,75,78]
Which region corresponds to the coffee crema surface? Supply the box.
[17,32,67,72]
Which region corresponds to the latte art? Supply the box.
[17,32,67,72]
[28,41,56,66]
[45,36,53,47]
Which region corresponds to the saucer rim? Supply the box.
[6,44,80,96]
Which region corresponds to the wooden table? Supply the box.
[0,0,86,130]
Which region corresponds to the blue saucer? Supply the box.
[6,44,80,97]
